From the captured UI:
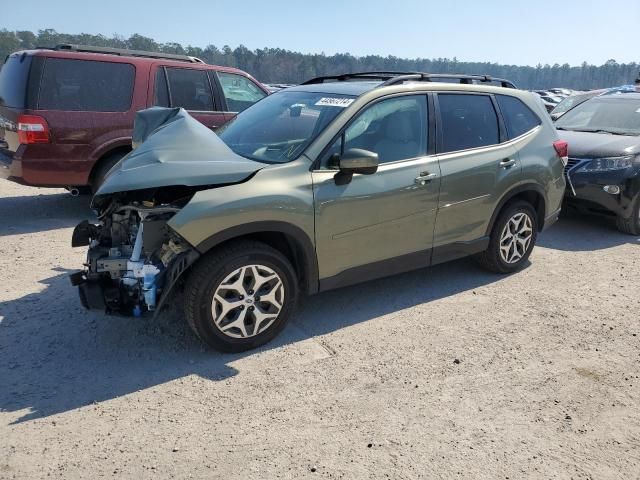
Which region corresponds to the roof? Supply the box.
[7,47,251,76]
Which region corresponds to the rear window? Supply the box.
[438,94,500,152]
[0,54,33,108]
[496,95,541,139]
[38,58,135,112]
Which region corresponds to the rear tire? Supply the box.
[474,200,538,274]
[184,241,299,353]
[90,152,127,194]
[615,195,640,235]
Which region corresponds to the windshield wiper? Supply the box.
[556,127,634,135]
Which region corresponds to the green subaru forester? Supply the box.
[71,72,567,352]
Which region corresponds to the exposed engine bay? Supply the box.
[70,187,201,316]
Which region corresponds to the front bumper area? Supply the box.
[71,248,200,316]
[564,166,640,217]
[70,206,200,317]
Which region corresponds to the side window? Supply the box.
[438,94,500,153]
[327,95,428,165]
[38,58,134,112]
[165,67,214,111]
[496,95,541,139]
[217,72,267,113]
[153,68,169,107]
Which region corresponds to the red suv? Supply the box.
[0,44,268,192]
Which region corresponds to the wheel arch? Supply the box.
[195,221,319,294]
[88,143,132,184]
[486,184,547,235]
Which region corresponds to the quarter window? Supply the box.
[217,72,266,113]
[496,94,541,139]
[438,94,500,152]
[329,95,428,165]
[38,58,134,112]
[165,67,214,111]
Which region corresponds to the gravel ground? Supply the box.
[1,178,639,479]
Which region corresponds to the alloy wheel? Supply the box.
[211,264,284,338]
[499,212,533,264]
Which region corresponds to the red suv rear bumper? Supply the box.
[0,145,94,187]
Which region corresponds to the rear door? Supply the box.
[152,65,226,129]
[433,92,521,247]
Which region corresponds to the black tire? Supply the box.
[615,195,640,235]
[474,200,538,274]
[184,240,299,353]
[90,152,127,194]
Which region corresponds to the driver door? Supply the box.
[312,94,441,286]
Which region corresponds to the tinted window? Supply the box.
[217,72,266,113]
[0,55,33,108]
[438,94,499,152]
[38,58,134,112]
[334,95,427,164]
[166,68,214,111]
[496,95,541,139]
[154,68,169,107]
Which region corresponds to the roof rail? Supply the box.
[301,71,419,85]
[48,44,205,64]
[380,73,516,89]
[302,71,517,89]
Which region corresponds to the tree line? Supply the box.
[1,28,638,90]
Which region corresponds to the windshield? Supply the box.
[555,96,640,136]
[551,92,595,115]
[218,91,356,163]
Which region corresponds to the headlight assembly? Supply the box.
[578,155,635,172]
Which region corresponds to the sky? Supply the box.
[2,0,639,67]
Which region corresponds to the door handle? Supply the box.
[415,172,438,185]
[500,158,517,168]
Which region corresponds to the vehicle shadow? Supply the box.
[538,209,640,251]
[0,259,504,424]
[0,193,92,236]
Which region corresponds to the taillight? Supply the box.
[17,115,50,144]
[553,140,568,166]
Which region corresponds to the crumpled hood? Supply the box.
[558,129,640,158]
[94,107,263,197]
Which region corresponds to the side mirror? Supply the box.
[339,148,379,175]
[334,148,379,185]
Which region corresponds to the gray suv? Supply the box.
[71,72,567,352]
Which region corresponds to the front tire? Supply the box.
[474,200,538,274]
[184,241,299,352]
[615,194,640,235]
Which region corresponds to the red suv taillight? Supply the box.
[553,140,568,166]
[17,115,50,144]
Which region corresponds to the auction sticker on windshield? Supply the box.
[315,97,355,108]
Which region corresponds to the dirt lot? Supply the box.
[1,178,639,479]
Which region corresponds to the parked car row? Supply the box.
[532,88,578,112]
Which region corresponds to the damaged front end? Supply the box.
[70,188,200,317]
[69,107,264,317]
